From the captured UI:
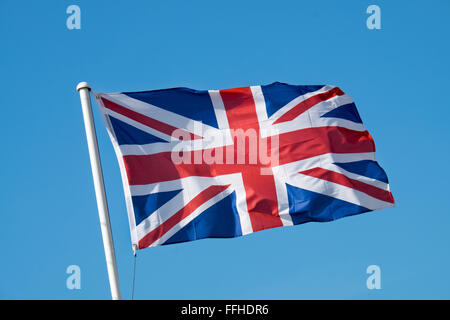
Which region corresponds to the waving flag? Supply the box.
[94,82,394,250]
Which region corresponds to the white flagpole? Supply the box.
[77,81,122,300]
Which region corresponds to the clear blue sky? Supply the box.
[1,0,449,299]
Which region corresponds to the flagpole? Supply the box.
[77,81,122,300]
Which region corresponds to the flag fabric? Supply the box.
[94,82,394,250]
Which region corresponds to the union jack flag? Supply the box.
[94,82,394,250]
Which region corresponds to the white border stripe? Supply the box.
[94,94,139,247]
[250,86,270,125]
[209,90,230,130]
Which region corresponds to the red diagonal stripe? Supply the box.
[273,87,345,124]
[138,184,230,249]
[299,167,394,203]
[101,97,202,140]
